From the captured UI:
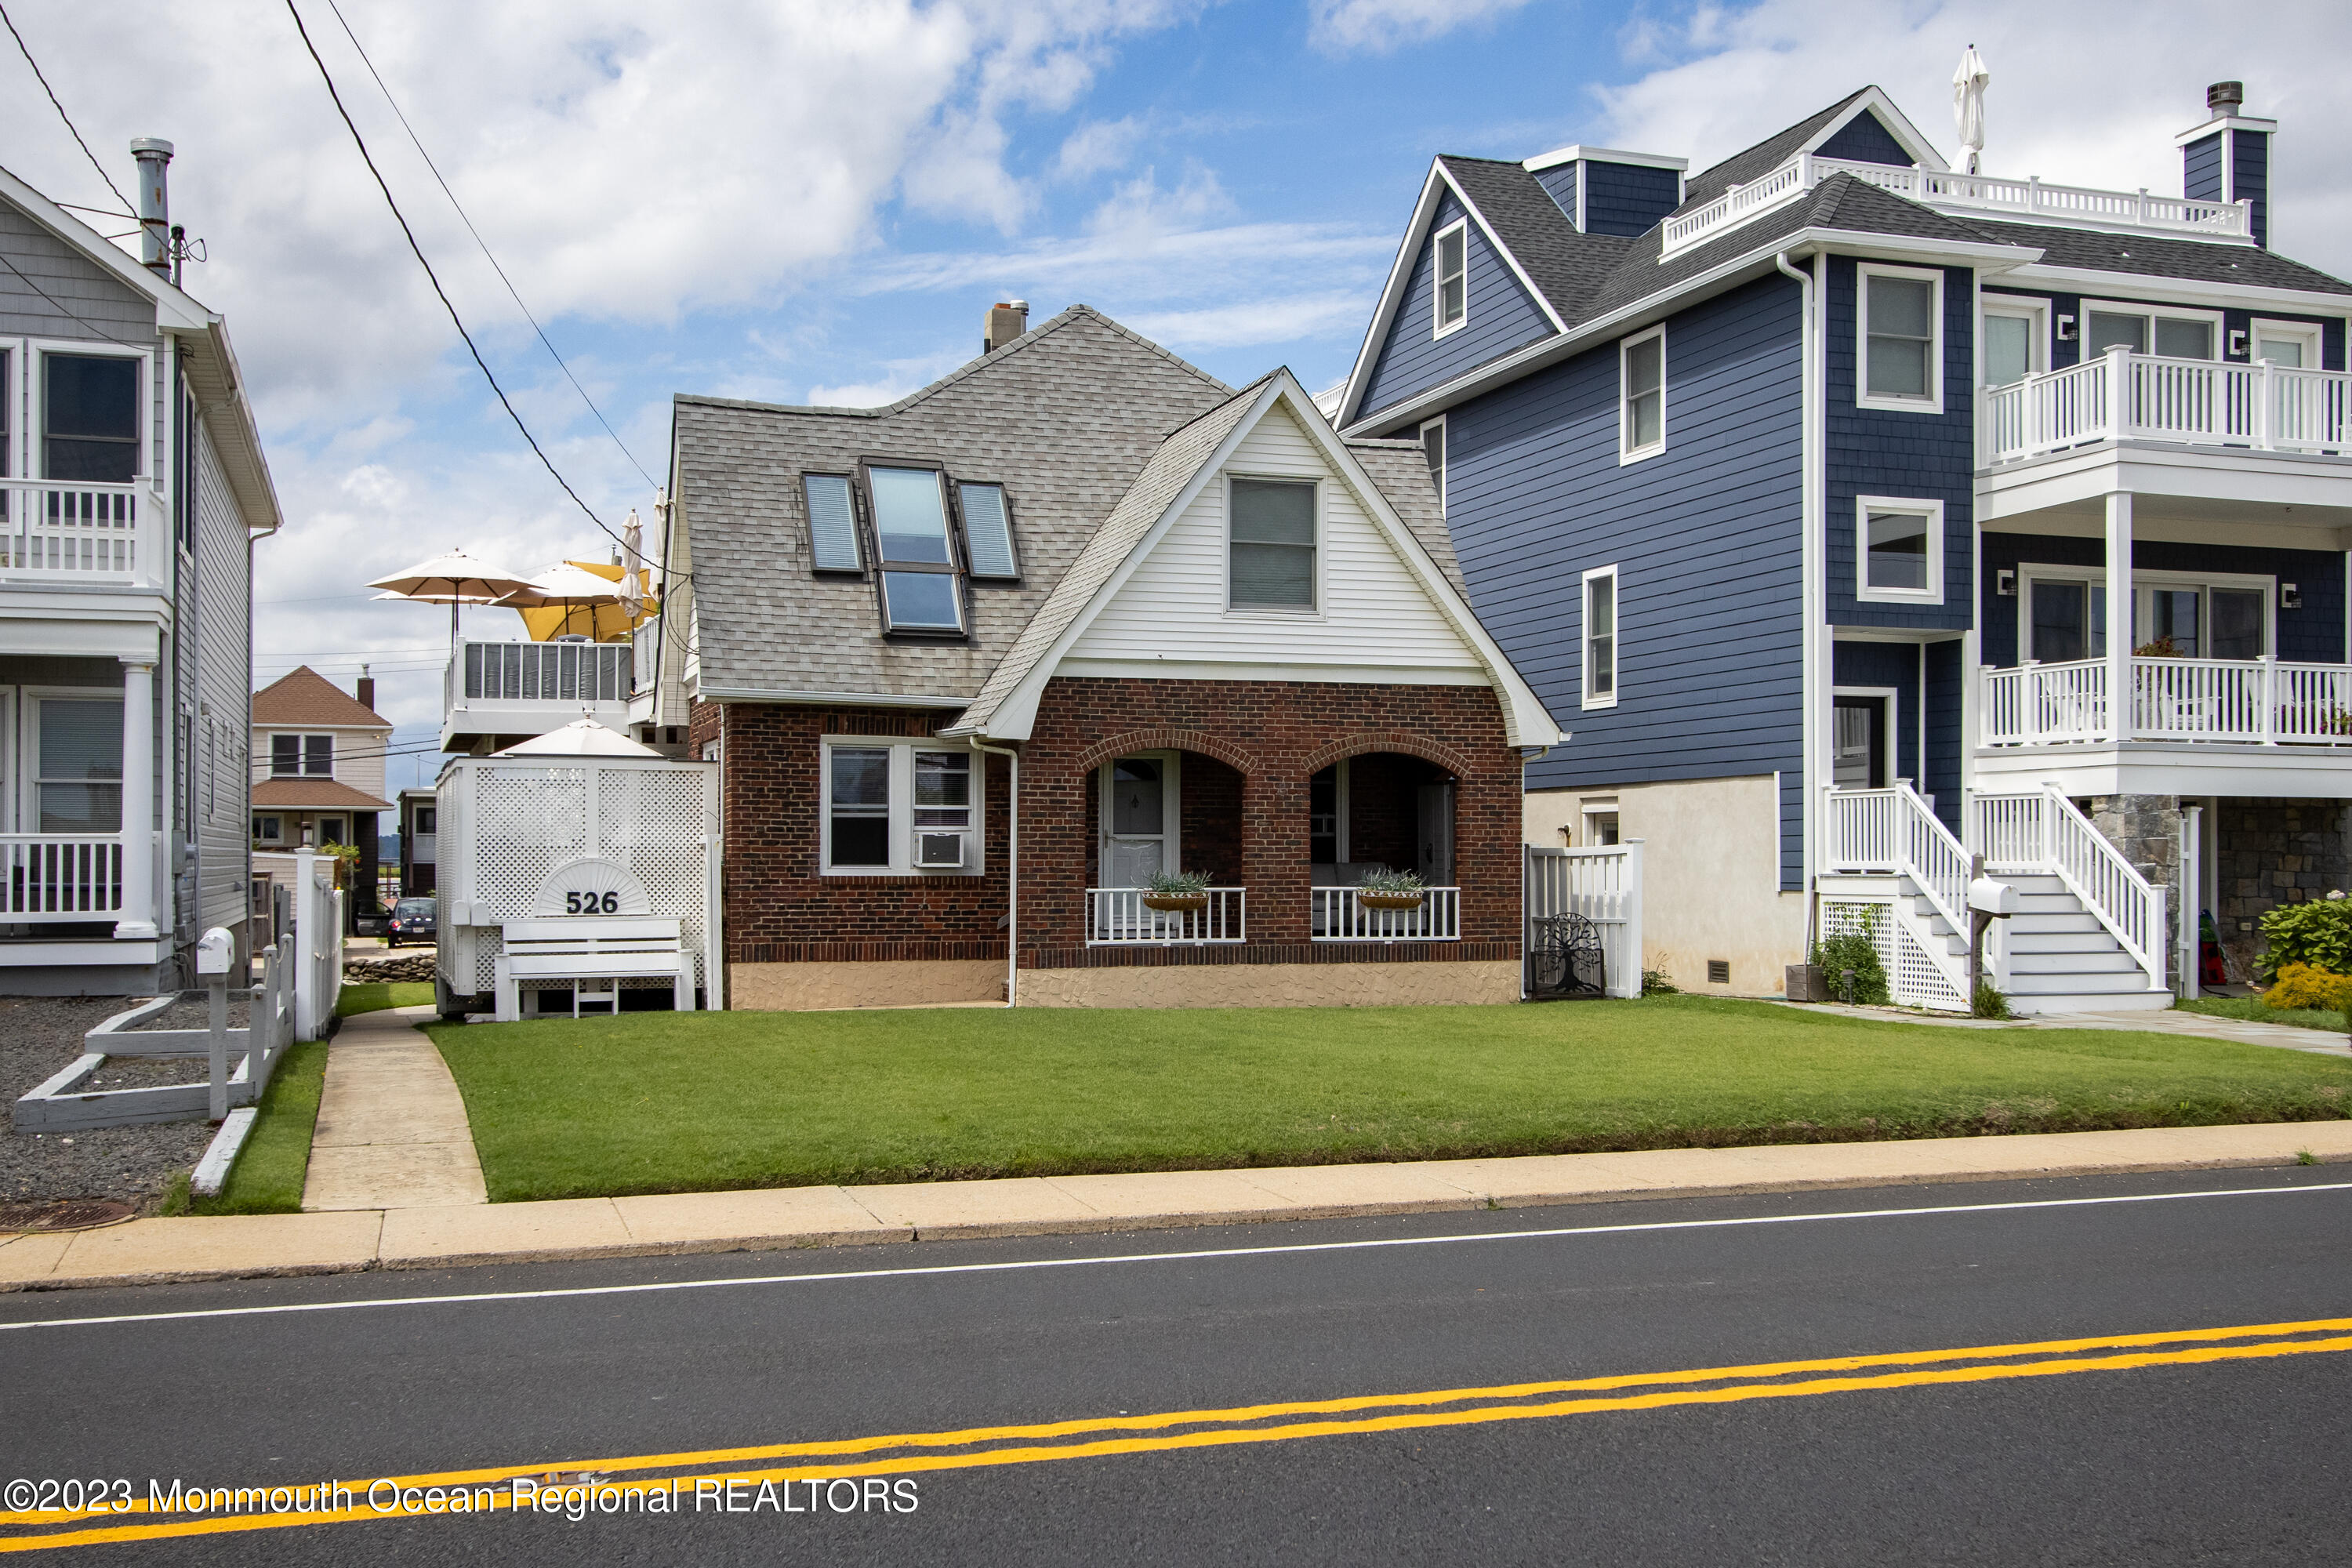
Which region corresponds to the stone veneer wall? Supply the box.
[2213,797,2351,980]
[2082,793,2180,986]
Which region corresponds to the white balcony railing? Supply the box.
[631,615,662,695]
[1311,885,1461,942]
[1661,153,2249,258]
[1085,887,1246,945]
[0,479,163,586]
[1,835,125,920]
[1984,347,2352,465]
[1980,657,2352,748]
[445,640,634,715]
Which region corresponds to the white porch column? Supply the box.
[2103,491,2133,743]
[114,653,159,940]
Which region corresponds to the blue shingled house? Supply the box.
[1329,82,2352,1013]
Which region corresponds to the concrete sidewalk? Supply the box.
[301,1005,487,1211]
[5,1120,2350,1293]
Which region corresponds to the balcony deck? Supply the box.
[441,639,633,752]
[1984,349,2352,468]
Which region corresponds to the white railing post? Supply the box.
[1620,839,1645,999]
[2258,654,2278,745]
[2256,357,2275,451]
[2103,344,2132,441]
[2179,803,2202,1000]
[113,652,159,941]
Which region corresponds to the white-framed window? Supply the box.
[271,733,333,777]
[1417,416,1446,511]
[32,341,149,481]
[2249,318,2323,368]
[1855,495,1944,604]
[1581,564,1619,710]
[1619,326,1664,463]
[1980,296,2048,389]
[819,736,982,875]
[2078,299,2223,362]
[252,814,282,844]
[1581,797,1621,846]
[32,692,123,833]
[1225,474,1319,614]
[1432,219,1468,338]
[1857,263,1943,412]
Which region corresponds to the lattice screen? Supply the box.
[597,767,711,992]
[470,768,590,993]
[1820,899,1966,1014]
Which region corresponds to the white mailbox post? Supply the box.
[1966,864,2019,1004]
[197,925,234,1120]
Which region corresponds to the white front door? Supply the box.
[1101,753,1178,886]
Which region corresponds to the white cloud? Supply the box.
[1306,0,1534,56]
[806,348,975,407]
[1054,116,1146,180]
[1127,291,1374,350]
[1085,163,1235,235]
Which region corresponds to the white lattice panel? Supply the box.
[597,766,712,990]
[1821,899,1965,1013]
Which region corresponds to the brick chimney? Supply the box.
[983,299,1029,354]
[356,663,375,713]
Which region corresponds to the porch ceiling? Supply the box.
[1977,441,2352,544]
[1972,742,2352,800]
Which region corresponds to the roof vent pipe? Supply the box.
[2206,81,2244,115]
[130,138,174,281]
[983,299,1030,354]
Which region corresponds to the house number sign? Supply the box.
[532,857,655,917]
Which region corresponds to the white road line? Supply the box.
[3,1179,2347,1335]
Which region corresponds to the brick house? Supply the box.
[657,305,1560,1009]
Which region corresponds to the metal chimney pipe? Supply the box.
[130,137,174,279]
[2206,81,2244,115]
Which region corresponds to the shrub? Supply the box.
[2256,896,2352,982]
[1812,911,1890,1006]
[1145,869,1210,897]
[2262,961,2352,1016]
[1640,967,1678,996]
[1972,982,2014,1021]
[1358,868,1425,895]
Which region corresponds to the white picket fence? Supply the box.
[1524,842,1643,999]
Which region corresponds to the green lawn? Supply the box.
[426,996,2352,1203]
[2176,996,2350,1035]
[194,1041,329,1214]
[338,982,436,1018]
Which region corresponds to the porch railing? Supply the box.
[0,478,163,586]
[1312,885,1461,942]
[448,640,634,712]
[1822,784,1970,941]
[1984,347,2352,464]
[1979,657,2352,747]
[1085,887,1246,945]
[1971,786,2165,989]
[0,835,125,920]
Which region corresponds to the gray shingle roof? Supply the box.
[1967,219,2352,296]
[1345,439,1467,597]
[1676,89,1872,213]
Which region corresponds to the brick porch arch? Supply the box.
[1300,731,1482,779]
[1073,728,1262,778]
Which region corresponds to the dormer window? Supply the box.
[1432,220,1468,338]
[863,464,965,635]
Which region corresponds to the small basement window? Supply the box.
[864,464,965,634]
[1228,477,1317,611]
[803,474,863,572]
[957,482,1019,579]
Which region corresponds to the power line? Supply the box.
[0,249,144,347]
[322,0,656,490]
[0,2,136,218]
[284,0,631,555]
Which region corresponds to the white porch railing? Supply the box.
[0,835,125,920]
[450,639,635,709]
[1822,784,1973,1009]
[1971,786,2165,989]
[1312,885,1461,942]
[1984,347,2352,464]
[1523,843,1642,998]
[1085,887,1246,945]
[0,478,163,586]
[1979,657,2352,747]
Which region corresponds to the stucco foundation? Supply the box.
[1018,960,1522,1008]
[730,960,1005,1011]
[1525,775,1807,995]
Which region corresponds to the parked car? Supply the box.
[386,898,437,948]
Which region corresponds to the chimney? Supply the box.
[983,299,1029,354]
[356,663,375,714]
[130,138,173,280]
[2178,82,2275,248]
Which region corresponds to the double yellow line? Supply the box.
[7,1316,2347,1553]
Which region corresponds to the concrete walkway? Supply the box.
[300,1005,487,1211]
[1771,999,2352,1056]
[5,1120,2350,1292]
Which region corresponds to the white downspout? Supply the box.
[1777,250,1822,954]
[973,739,1018,1006]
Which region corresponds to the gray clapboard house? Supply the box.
[0,141,282,993]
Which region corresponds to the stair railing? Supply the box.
[1968,786,2165,991]
[1824,784,1973,1005]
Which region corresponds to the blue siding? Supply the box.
[1531,162,1577,223]
[1442,276,1808,888]
[1977,535,2344,666]
[2234,127,2269,245]
[1923,639,1962,833]
[1817,110,1911,167]
[1832,641,1921,785]
[1359,191,1553,419]
[2182,132,2223,205]
[1581,162,1679,238]
[1824,256,1974,633]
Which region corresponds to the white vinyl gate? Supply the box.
[1524,843,1644,999]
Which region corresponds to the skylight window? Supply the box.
[958,482,1019,579]
[804,474,862,572]
[865,464,965,634]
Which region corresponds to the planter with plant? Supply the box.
[1356,868,1427,910]
[1141,870,1212,913]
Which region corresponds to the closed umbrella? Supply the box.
[368,550,536,652]
[619,508,645,620]
[1954,45,1991,176]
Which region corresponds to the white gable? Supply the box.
[1062,402,1486,682]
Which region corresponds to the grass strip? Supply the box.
[427,995,2352,1203]
[338,982,435,1018]
[2175,996,2349,1035]
[194,1040,329,1214]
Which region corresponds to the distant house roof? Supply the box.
[252,666,390,729]
[252,777,394,812]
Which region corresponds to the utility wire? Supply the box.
[322,0,656,489]
[0,2,136,217]
[0,249,143,346]
[284,0,630,554]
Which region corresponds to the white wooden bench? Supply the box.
[492,917,694,1022]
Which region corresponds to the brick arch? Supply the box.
[1300,731,1482,779]
[1073,728,1262,778]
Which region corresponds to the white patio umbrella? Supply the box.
[1954,45,1991,176]
[618,506,646,620]
[495,716,659,757]
[367,550,537,652]
[499,560,633,640]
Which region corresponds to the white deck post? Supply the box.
[113,652,159,940]
[2103,492,2133,742]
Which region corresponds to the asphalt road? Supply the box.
[4,1165,2350,1564]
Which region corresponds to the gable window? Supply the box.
[44,352,142,481]
[1418,417,1446,510]
[1227,477,1317,612]
[821,737,982,874]
[272,734,333,777]
[957,482,1019,579]
[2082,302,2220,362]
[1581,564,1618,710]
[1855,496,1944,604]
[1980,299,2046,389]
[863,464,965,635]
[1858,265,1941,412]
[1619,328,1664,462]
[1432,220,1468,337]
[803,473,862,572]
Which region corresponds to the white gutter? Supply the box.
[971,740,1019,1007]
[1776,250,1824,951]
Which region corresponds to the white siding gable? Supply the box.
[1063,402,1485,681]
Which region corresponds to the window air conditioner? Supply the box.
[914,830,967,869]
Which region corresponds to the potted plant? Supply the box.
[1356,868,1427,910]
[1140,869,1211,913]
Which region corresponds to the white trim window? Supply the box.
[1855,496,1944,604]
[1225,475,1319,613]
[1619,327,1664,463]
[34,342,148,481]
[2079,299,2222,362]
[2249,318,2323,368]
[820,737,982,875]
[1581,564,1619,710]
[1980,296,2047,390]
[1417,416,1446,511]
[270,733,333,778]
[1432,219,1468,338]
[1857,263,1943,412]
[252,813,282,844]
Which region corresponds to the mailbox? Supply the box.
[1966,878,2018,918]
[195,926,234,975]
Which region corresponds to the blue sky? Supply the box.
[4,0,2349,789]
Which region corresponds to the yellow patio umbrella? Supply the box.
[502,560,659,643]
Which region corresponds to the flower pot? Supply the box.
[1357,891,1425,911]
[1141,893,1210,913]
